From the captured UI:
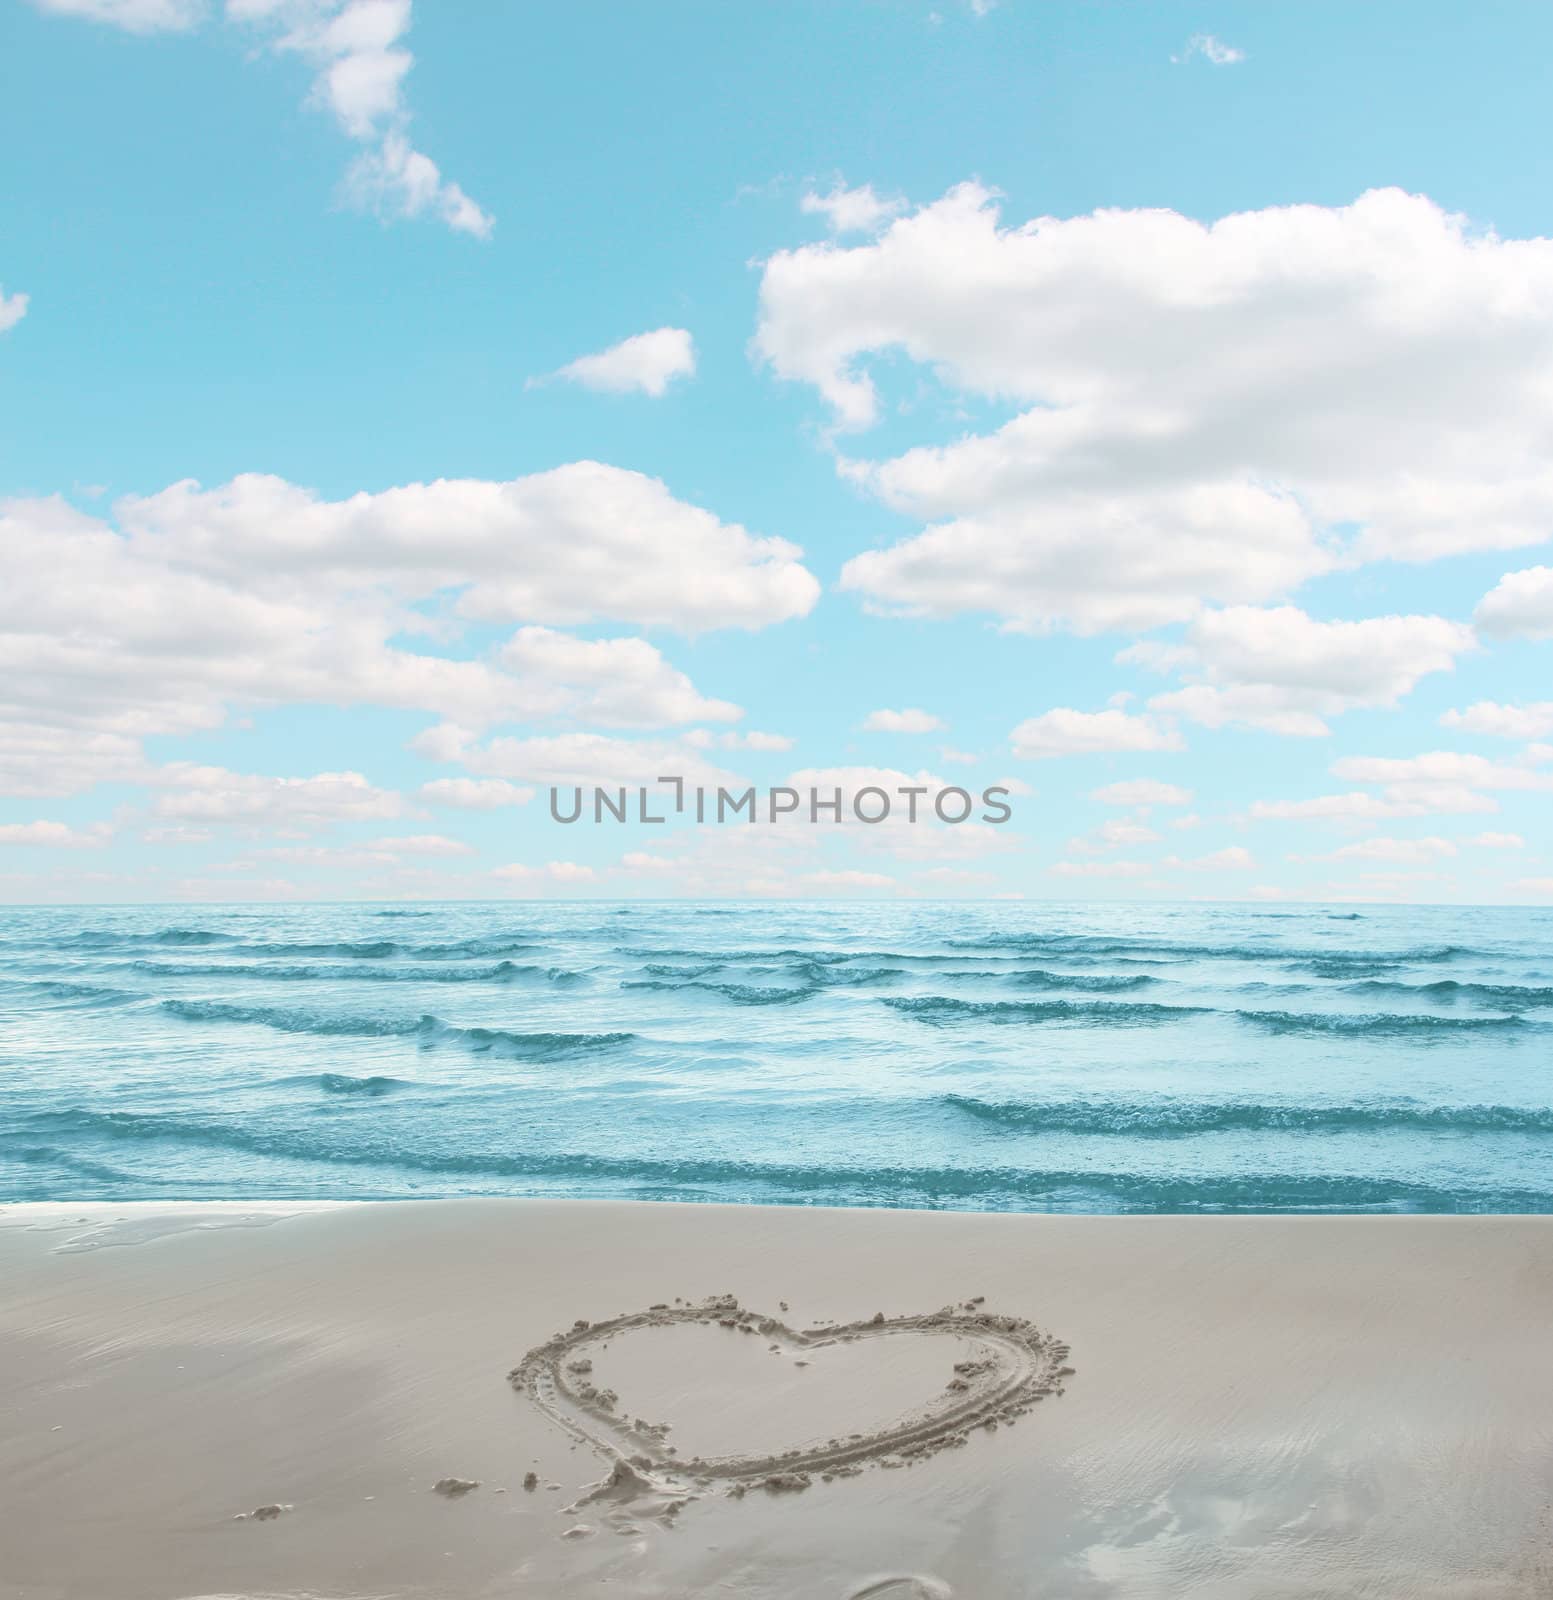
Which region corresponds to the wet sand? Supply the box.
[2,1201,1552,1598]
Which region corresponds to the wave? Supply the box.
[1285,958,1422,979]
[157,1000,633,1057]
[1001,969,1157,994]
[622,979,816,1006]
[882,996,1207,1026]
[9,979,143,1007]
[307,1073,412,1096]
[56,927,234,950]
[1341,979,1553,1009]
[942,1094,1553,1137]
[945,934,1477,966]
[189,936,546,962]
[8,1109,1547,1213]
[1234,1008,1530,1039]
[127,958,584,986]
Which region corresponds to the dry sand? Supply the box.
[2,1200,1552,1599]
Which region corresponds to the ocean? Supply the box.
[2,900,1551,1212]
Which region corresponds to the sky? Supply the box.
[2,0,1553,905]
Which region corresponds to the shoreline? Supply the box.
[3,1201,1552,1597]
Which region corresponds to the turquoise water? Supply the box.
[2,901,1552,1212]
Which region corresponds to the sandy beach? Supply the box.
[2,1201,1552,1599]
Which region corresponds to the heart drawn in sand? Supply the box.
[509,1295,1074,1520]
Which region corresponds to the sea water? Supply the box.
[2,900,1551,1211]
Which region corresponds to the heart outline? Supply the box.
[510,1294,1073,1508]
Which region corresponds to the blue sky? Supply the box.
[2,0,1552,903]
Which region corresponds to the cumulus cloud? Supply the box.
[1166,845,1255,871]
[0,820,113,848]
[801,868,898,891]
[547,327,696,397]
[0,286,28,333]
[1250,789,1493,822]
[800,182,905,235]
[414,726,737,790]
[362,833,472,856]
[0,470,812,797]
[1253,749,1553,826]
[683,729,795,752]
[32,0,490,236]
[151,765,405,828]
[863,707,944,734]
[1010,708,1184,760]
[1469,831,1525,849]
[1439,700,1553,739]
[1316,835,1459,865]
[1475,566,1553,639]
[496,627,741,727]
[418,777,534,809]
[493,860,597,886]
[1330,751,1553,796]
[1050,859,1154,878]
[117,467,816,630]
[1090,779,1193,806]
[1125,606,1476,735]
[1069,818,1160,853]
[758,185,1553,633]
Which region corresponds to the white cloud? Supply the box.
[345,131,492,238]
[1330,751,1553,796]
[1250,789,1495,822]
[1511,877,1553,896]
[415,727,736,790]
[758,186,1553,632]
[117,467,817,631]
[682,729,795,752]
[1475,566,1553,639]
[800,182,905,235]
[1317,835,1459,865]
[1126,606,1475,735]
[363,833,472,856]
[0,286,29,333]
[863,707,944,734]
[1173,33,1244,65]
[494,860,597,886]
[1050,859,1153,878]
[26,0,203,30]
[1069,818,1160,852]
[1166,845,1255,871]
[0,820,112,848]
[418,777,535,810]
[151,764,405,828]
[1469,831,1525,849]
[32,0,490,236]
[802,868,898,891]
[548,327,696,398]
[496,627,741,727]
[1440,700,1553,739]
[1090,779,1193,807]
[1010,708,1184,760]
[1251,749,1553,826]
[0,471,813,797]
